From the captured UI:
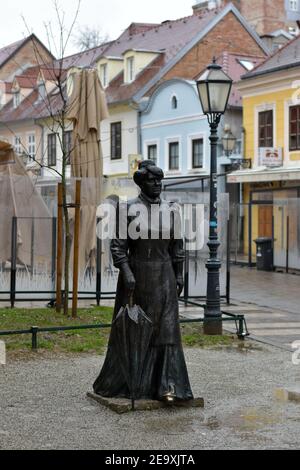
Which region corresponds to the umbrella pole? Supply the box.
[72,180,81,318]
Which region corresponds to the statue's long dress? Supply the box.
[93,194,193,401]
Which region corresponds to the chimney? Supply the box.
[193,0,221,14]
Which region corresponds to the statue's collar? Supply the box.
[139,192,161,205]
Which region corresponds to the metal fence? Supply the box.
[0,193,232,306]
[229,198,300,272]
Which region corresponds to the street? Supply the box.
[228,265,300,349]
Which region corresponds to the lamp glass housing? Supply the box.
[197,62,233,115]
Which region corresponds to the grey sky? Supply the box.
[1,0,195,55]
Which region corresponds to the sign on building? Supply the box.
[259,148,283,167]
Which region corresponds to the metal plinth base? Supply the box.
[203,319,223,335]
[87,392,204,414]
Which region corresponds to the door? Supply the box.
[258,205,273,238]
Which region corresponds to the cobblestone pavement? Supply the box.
[1,345,300,450]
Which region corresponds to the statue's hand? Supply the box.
[176,275,184,297]
[121,263,136,293]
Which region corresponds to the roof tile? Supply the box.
[242,34,300,79]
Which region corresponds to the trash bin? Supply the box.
[254,237,273,271]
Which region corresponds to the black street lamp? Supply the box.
[196,58,233,335]
[222,124,237,157]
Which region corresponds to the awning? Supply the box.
[227,166,300,184]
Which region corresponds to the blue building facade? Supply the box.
[285,0,300,21]
[141,79,210,179]
[140,78,242,194]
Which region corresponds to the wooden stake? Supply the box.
[56,183,63,312]
[72,180,81,318]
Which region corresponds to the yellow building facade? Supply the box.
[228,62,300,270]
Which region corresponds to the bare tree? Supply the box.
[73,25,110,51]
[2,0,95,317]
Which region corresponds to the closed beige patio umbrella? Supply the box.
[67,68,109,184]
[66,68,109,274]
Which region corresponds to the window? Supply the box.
[14,135,22,154]
[126,57,135,83]
[169,142,179,170]
[289,0,298,11]
[147,144,157,165]
[111,122,122,160]
[238,59,254,71]
[13,91,20,109]
[171,96,178,109]
[100,63,108,88]
[47,133,57,167]
[258,110,273,147]
[192,138,203,169]
[27,134,35,160]
[38,82,46,101]
[289,105,300,150]
[63,131,72,165]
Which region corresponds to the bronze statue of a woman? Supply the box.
[93,160,193,403]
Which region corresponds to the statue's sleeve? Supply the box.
[170,202,185,265]
[110,202,129,268]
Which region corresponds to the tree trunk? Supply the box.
[62,176,71,316]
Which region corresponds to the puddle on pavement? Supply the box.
[225,407,283,431]
[143,414,204,435]
[219,344,264,355]
[203,415,220,430]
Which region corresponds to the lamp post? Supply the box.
[196,58,233,335]
[222,124,237,157]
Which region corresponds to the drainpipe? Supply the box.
[240,126,246,213]
[36,121,45,177]
[128,100,142,157]
[137,109,142,155]
[241,126,245,160]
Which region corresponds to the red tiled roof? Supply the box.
[106,54,166,104]
[103,9,221,63]
[0,37,27,67]
[0,84,66,122]
[0,5,267,122]
[242,34,300,79]
[54,42,113,70]
[20,65,41,76]
[4,82,13,93]
[10,66,65,93]
[127,22,160,36]
[216,52,265,107]
[15,75,36,89]
[101,8,230,105]
[0,34,55,70]
[0,89,39,122]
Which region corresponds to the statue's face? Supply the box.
[141,172,162,199]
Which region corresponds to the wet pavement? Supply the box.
[230,265,299,315]
[180,265,300,350]
[1,345,300,450]
[229,265,300,350]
